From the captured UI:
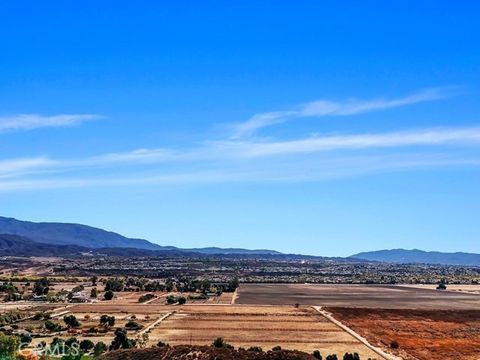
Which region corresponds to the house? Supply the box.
[70,292,89,303]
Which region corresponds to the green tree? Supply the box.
[436,283,447,290]
[165,280,174,292]
[45,320,61,332]
[105,278,124,292]
[20,333,32,345]
[104,290,114,300]
[313,350,323,359]
[33,278,50,296]
[0,333,19,359]
[100,314,115,328]
[79,339,94,352]
[125,320,143,330]
[90,287,98,298]
[71,285,84,293]
[228,278,239,292]
[93,341,107,358]
[93,341,107,357]
[110,328,136,350]
[212,337,233,349]
[138,293,155,303]
[51,337,64,348]
[65,337,79,348]
[177,296,186,305]
[63,315,80,328]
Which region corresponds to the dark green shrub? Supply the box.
[104,290,114,300]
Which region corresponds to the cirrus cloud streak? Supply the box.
[1,126,480,189]
[0,114,103,132]
[232,87,459,138]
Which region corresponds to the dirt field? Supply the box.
[12,284,480,358]
[147,305,381,359]
[236,284,480,309]
[327,307,480,360]
[21,303,382,358]
[400,284,480,294]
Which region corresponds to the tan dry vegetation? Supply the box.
[147,305,381,359]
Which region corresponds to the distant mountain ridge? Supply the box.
[0,234,203,257]
[0,216,161,250]
[0,234,87,256]
[0,216,281,255]
[4,217,477,264]
[0,234,287,258]
[351,248,480,266]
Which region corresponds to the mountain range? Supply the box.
[0,216,280,256]
[1,216,480,266]
[0,234,87,256]
[0,216,161,250]
[351,249,480,266]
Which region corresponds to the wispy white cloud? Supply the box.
[220,127,480,158]
[0,172,244,191]
[0,127,480,188]
[1,88,476,191]
[232,87,458,138]
[89,148,180,164]
[0,114,103,132]
[1,152,479,192]
[0,157,57,179]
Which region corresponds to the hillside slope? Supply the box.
[0,234,86,256]
[0,216,161,250]
[0,216,282,255]
[0,234,208,257]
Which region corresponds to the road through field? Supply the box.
[147,305,382,359]
[314,307,401,360]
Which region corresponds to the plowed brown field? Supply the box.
[327,307,480,360]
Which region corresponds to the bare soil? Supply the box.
[148,305,380,359]
[237,284,480,309]
[327,307,480,360]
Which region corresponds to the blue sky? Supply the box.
[1,1,480,256]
